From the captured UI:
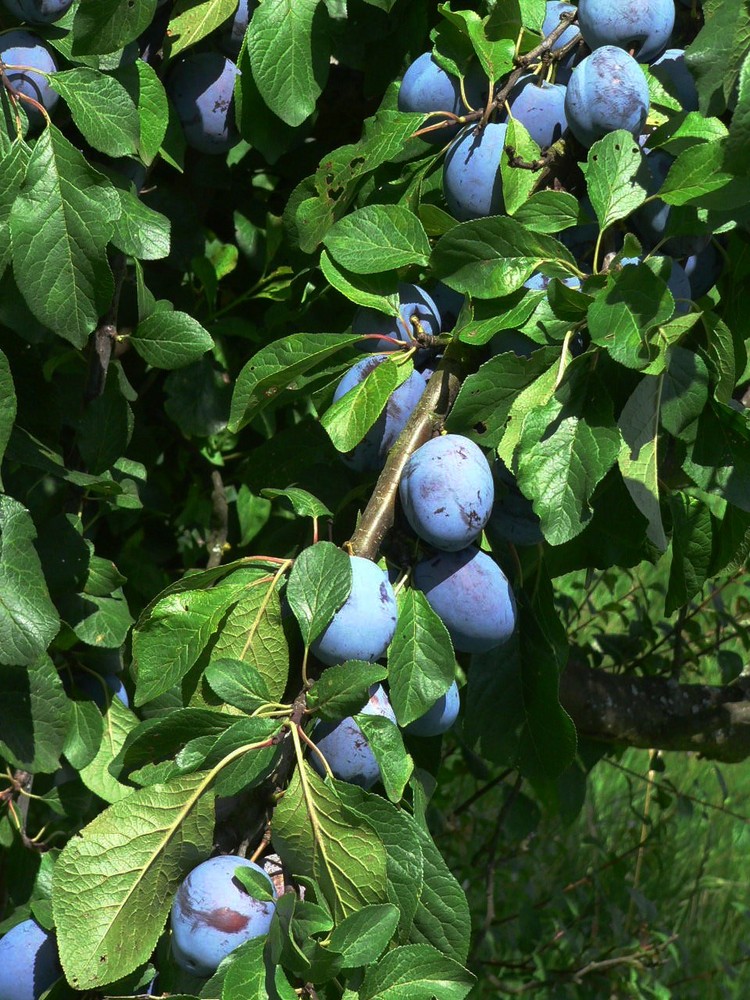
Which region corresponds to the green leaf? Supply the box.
[59,590,134,649]
[261,487,333,520]
[685,0,750,117]
[248,0,330,127]
[208,576,290,701]
[333,783,424,947]
[618,375,667,549]
[0,140,31,280]
[327,904,399,967]
[0,657,70,773]
[117,708,232,774]
[438,6,514,82]
[9,126,120,348]
[167,0,238,57]
[111,187,171,261]
[388,589,455,727]
[431,216,577,298]
[130,309,214,370]
[510,189,581,233]
[228,333,360,432]
[682,402,750,513]
[50,69,140,157]
[52,772,215,990]
[62,698,103,770]
[324,205,431,274]
[500,117,540,215]
[516,389,621,546]
[307,661,388,721]
[660,347,709,438]
[320,250,400,312]
[321,356,413,453]
[659,140,750,208]
[586,130,647,229]
[725,51,750,173]
[72,0,158,54]
[79,696,139,803]
[204,658,273,713]
[360,943,475,1000]
[0,348,16,489]
[286,541,351,646]
[116,60,168,165]
[0,496,60,665]
[272,763,388,921]
[201,719,281,796]
[666,494,713,614]
[648,110,729,157]
[356,714,413,803]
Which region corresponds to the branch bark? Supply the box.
[561,660,750,763]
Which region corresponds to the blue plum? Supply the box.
[683,242,723,298]
[619,256,692,316]
[220,0,257,57]
[504,76,568,149]
[166,52,240,154]
[564,47,649,147]
[413,547,516,654]
[427,281,465,332]
[443,122,508,220]
[312,683,396,788]
[0,30,58,130]
[171,855,277,976]
[332,356,426,472]
[352,283,441,354]
[650,49,699,112]
[404,680,460,737]
[542,2,581,82]
[398,52,487,143]
[1,0,72,22]
[311,556,398,666]
[399,434,494,551]
[632,148,709,256]
[578,0,675,64]
[487,458,544,546]
[524,272,581,292]
[0,919,60,1000]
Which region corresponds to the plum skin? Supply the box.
[312,684,396,788]
[577,0,675,64]
[443,122,508,221]
[413,547,516,654]
[0,919,60,1000]
[404,680,460,737]
[1,0,72,23]
[170,855,277,976]
[311,556,398,666]
[564,47,649,148]
[398,52,487,144]
[166,52,240,155]
[0,30,58,130]
[332,356,426,472]
[504,76,568,149]
[352,283,441,354]
[220,0,257,57]
[399,434,494,551]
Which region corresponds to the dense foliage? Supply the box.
[0,0,748,997]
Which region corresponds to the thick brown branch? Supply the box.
[347,352,464,560]
[561,660,750,763]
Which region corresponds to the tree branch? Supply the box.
[561,660,750,762]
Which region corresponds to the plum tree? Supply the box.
[0,29,58,130]
[413,547,516,653]
[577,0,675,64]
[399,434,494,551]
[443,122,508,220]
[73,670,129,709]
[523,273,580,292]
[619,256,692,316]
[542,1,581,82]
[352,283,441,353]
[310,556,398,665]
[404,680,460,737]
[683,242,724,297]
[0,919,60,1000]
[490,330,538,358]
[564,47,650,147]
[427,282,465,331]
[332,356,426,472]
[0,0,72,23]
[650,49,699,112]
[312,684,396,787]
[504,76,568,149]
[398,52,487,143]
[166,52,240,154]
[170,855,277,976]
[487,459,544,546]
[220,0,256,56]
